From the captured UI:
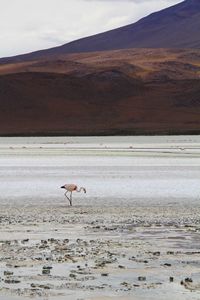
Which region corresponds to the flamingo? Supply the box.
[60,184,86,206]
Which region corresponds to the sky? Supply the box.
[0,0,181,58]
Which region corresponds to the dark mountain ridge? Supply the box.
[0,0,200,64]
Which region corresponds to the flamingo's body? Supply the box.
[61,184,86,206]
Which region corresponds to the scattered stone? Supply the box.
[163,263,172,267]
[43,266,53,270]
[42,269,51,275]
[1,199,200,298]
[31,283,51,289]
[37,283,46,290]
[4,271,13,276]
[185,278,193,283]
[21,239,29,243]
[4,279,21,284]
[153,252,160,256]
[167,251,174,255]
[121,282,129,286]
[138,276,146,281]
[41,240,48,244]
[118,265,125,269]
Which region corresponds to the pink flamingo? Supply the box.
[61,184,86,206]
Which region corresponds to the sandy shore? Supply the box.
[1,203,200,299]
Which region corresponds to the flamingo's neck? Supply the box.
[76,187,86,193]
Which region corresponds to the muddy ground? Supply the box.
[1,203,200,300]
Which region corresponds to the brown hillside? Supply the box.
[0,48,200,135]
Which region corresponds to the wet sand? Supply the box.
[0,136,200,299]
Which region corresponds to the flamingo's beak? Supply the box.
[60,186,65,189]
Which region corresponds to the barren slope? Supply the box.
[0,49,200,135]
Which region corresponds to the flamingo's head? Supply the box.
[83,188,87,193]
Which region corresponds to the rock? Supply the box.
[4,279,20,284]
[185,278,193,283]
[41,240,48,244]
[4,271,13,276]
[48,238,56,243]
[153,252,160,256]
[42,269,50,275]
[31,283,51,289]
[95,257,117,267]
[21,239,29,243]
[138,276,146,281]
[39,284,51,289]
[121,282,129,286]
[43,266,52,270]
[163,263,172,267]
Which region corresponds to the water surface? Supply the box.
[0,136,199,206]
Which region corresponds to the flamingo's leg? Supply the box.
[64,191,71,205]
[69,192,72,206]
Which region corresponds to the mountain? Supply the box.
[0,48,200,136]
[0,0,200,136]
[0,0,200,64]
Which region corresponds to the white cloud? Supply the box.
[0,0,181,57]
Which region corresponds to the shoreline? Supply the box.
[0,130,200,137]
[0,135,200,157]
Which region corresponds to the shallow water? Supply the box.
[0,135,200,205]
[0,135,200,145]
[0,158,200,206]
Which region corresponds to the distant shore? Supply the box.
[0,130,200,137]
